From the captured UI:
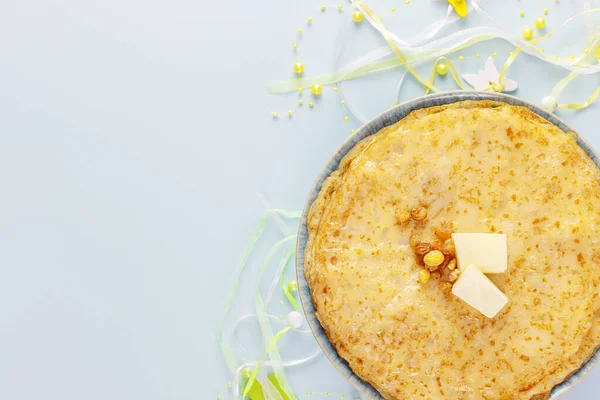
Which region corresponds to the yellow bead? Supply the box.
[307,17,313,23]
[337,5,343,11]
[288,110,293,116]
[321,5,326,11]
[520,10,524,17]
[298,99,304,105]
[344,116,349,122]
[292,43,297,50]
[391,7,397,12]
[293,62,305,75]
[585,48,589,54]
[535,17,546,29]
[435,63,448,76]
[493,52,498,57]
[352,10,364,23]
[311,83,323,95]
[544,8,549,14]
[350,129,355,134]
[308,101,314,108]
[458,56,464,61]
[476,53,481,58]
[298,88,303,93]
[522,27,534,40]
[288,280,298,292]
[340,100,345,105]
[297,28,303,34]
[242,367,253,378]
[333,87,339,92]
[405,0,410,4]
[272,112,279,118]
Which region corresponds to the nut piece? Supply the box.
[395,209,410,225]
[418,269,431,284]
[435,229,453,241]
[410,206,427,221]
[415,242,432,255]
[432,240,444,252]
[423,250,445,268]
[439,281,453,294]
[443,239,456,256]
[447,259,457,271]
[448,269,460,282]
[431,272,441,280]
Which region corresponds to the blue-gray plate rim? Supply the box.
[295,91,600,400]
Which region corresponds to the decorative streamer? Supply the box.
[424,56,464,95]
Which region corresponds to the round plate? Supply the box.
[295,91,600,400]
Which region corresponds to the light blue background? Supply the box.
[0,0,598,399]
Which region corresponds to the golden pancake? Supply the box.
[304,100,600,400]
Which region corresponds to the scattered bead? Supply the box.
[279,315,284,321]
[392,7,397,12]
[309,101,314,108]
[298,88,303,93]
[288,110,293,116]
[522,27,534,40]
[337,5,343,11]
[541,48,545,53]
[520,10,524,17]
[287,311,304,328]
[242,367,253,379]
[324,393,329,397]
[297,28,303,34]
[292,43,298,50]
[307,392,313,397]
[307,17,313,23]
[227,382,232,388]
[541,95,557,112]
[493,52,498,57]
[436,63,448,76]
[544,8,549,14]
[405,0,410,4]
[570,55,575,59]
[280,300,284,304]
[554,0,559,3]
[535,17,546,29]
[352,10,364,23]
[298,99,304,105]
[217,395,222,400]
[458,56,464,61]
[311,83,323,95]
[293,62,305,75]
[340,100,346,105]
[333,87,339,92]
[272,112,279,118]
[321,5,326,11]
[339,395,345,399]
[344,116,349,122]
[288,280,298,292]
[350,129,355,134]
[476,53,481,58]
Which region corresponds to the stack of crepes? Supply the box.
[304,100,600,399]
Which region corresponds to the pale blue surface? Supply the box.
[0,1,598,399]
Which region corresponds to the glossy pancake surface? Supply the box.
[304,100,600,400]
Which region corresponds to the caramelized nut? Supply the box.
[418,269,431,284]
[424,250,445,268]
[447,259,457,271]
[395,210,410,225]
[448,269,460,282]
[410,206,427,221]
[439,281,453,294]
[415,242,432,255]
[431,272,441,280]
[432,240,444,252]
[443,239,456,256]
[435,229,452,241]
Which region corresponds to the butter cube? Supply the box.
[452,265,508,318]
[452,233,507,273]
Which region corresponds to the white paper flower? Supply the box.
[462,56,518,92]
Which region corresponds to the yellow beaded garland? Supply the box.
[307,17,313,23]
[297,28,303,34]
[308,101,314,108]
[298,99,304,105]
[288,110,293,116]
